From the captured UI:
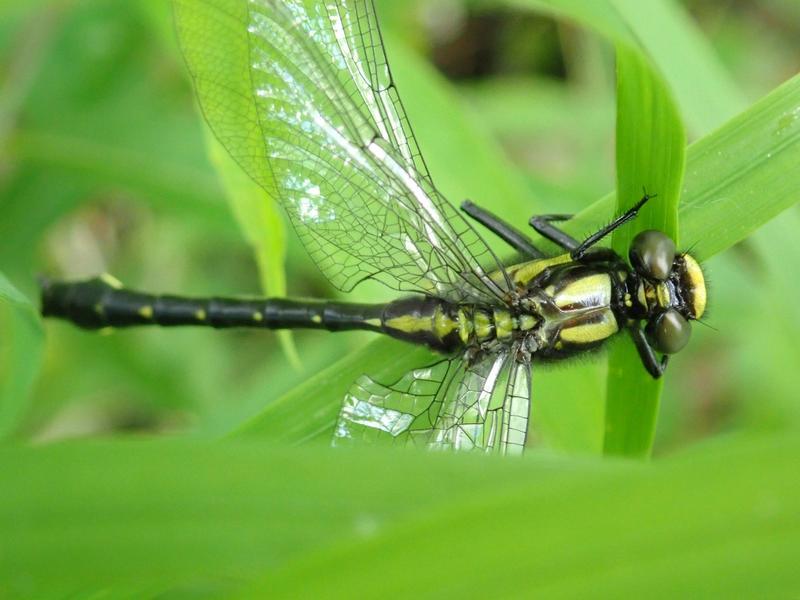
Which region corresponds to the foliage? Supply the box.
[2,434,799,596]
[0,0,798,595]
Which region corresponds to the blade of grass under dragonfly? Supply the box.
[605,44,686,458]
[205,130,300,369]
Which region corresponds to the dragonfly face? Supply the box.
[627,230,707,354]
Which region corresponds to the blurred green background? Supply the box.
[1,0,799,596]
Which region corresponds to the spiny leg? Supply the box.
[570,191,655,260]
[528,214,579,252]
[628,324,669,379]
[529,190,656,260]
[460,200,545,259]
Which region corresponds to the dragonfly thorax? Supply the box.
[516,262,622,358]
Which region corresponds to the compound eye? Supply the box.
[646,309,691,354]
[629,230,676,280]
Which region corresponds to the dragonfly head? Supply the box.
[628,230,707,354]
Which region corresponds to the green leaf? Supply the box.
[604,45,686,457]
[205,129,300,368]
[0,273,43,438]
[2,434,799,596]
[257,434,800,597]
[678,76,800,260]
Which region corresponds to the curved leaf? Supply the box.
[0,273,43,438]
[605,44,685,457]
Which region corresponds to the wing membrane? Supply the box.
[333,358,460,448]
[431,349,531,455]
[176,0,510,303]
[334,351,532,455]
[330,0,430,178]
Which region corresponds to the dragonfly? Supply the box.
[40,0,707,455]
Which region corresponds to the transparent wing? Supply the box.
[334,351,532,455]
[333,358,461,448]
[330,0,431,180]
[177,0,510,303]
[431,349,531,455]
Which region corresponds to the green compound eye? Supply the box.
[646,309,692,354]
[630,230,676,281]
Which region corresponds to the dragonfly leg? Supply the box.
[628,324,669,379]
[461,200,545,258]
[529,190,655,261]
[528,214,579,252]
[570,191,655,260]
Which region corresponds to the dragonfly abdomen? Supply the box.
[40,276,387,333]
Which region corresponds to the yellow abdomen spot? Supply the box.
[474,310,493,340]
[493,309,513,339]
[433,305,458,339]
[457,307,473,344]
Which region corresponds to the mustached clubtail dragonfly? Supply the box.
[40,0,707,455]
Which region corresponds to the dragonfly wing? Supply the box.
[430,349,531,455]
[334,358,461,447]
[335,350,532,455]
[329,0,431,181]
[176,0,510,303]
